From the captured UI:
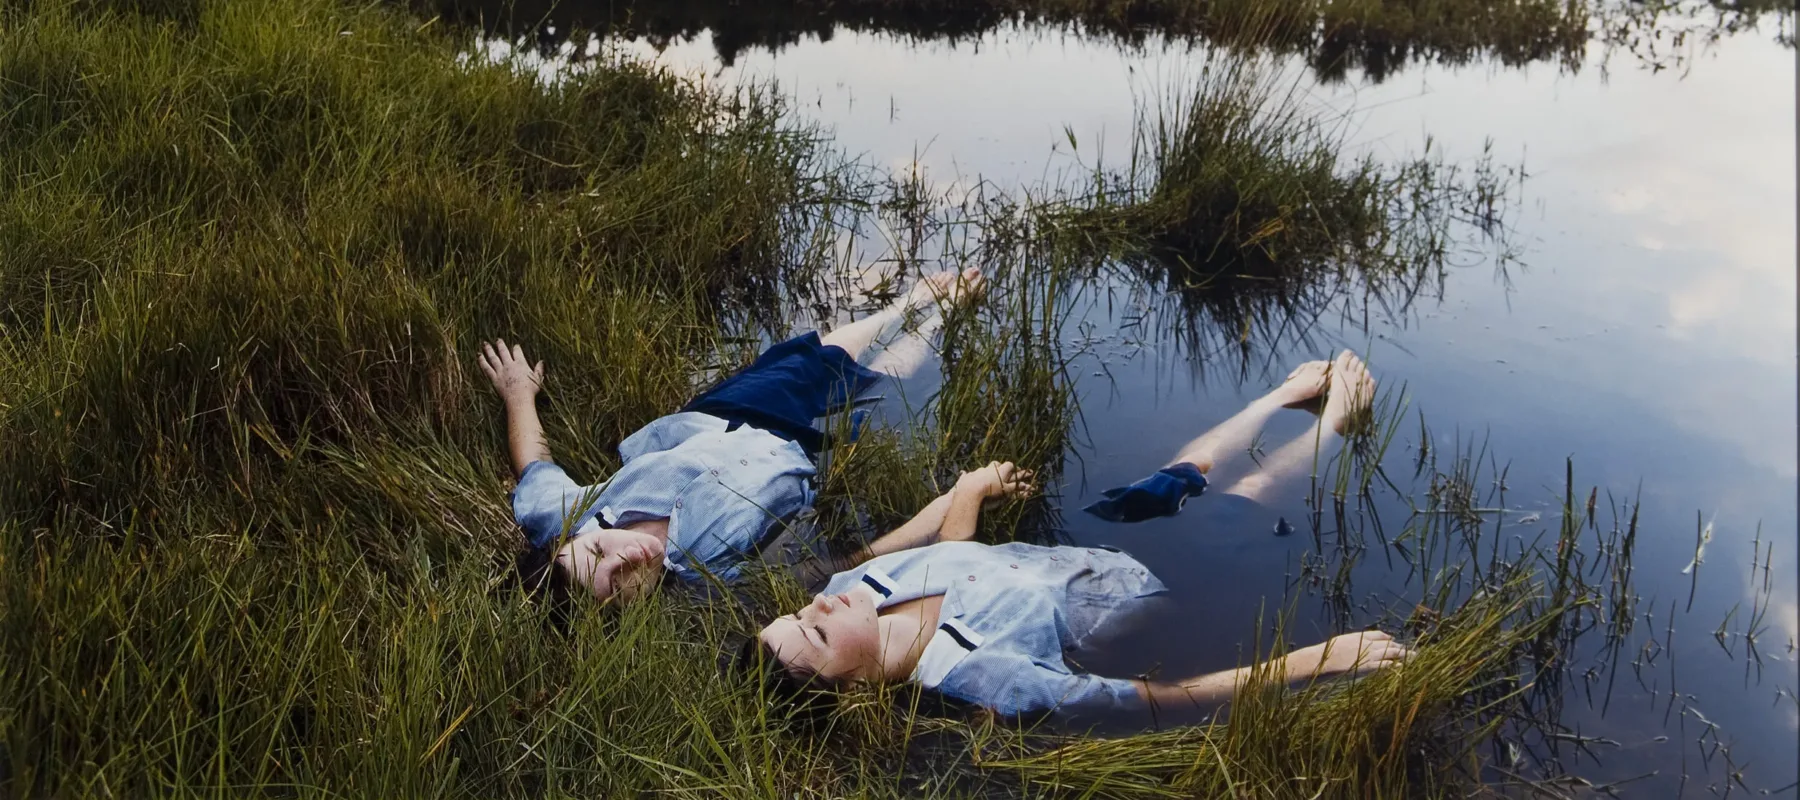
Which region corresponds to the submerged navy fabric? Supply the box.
[682,332,882,455]
[1081,463,1210,523]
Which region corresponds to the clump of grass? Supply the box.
[968,575,1568,799]
[1035,53,1519,377]
[0,0,827,531]
[1119,61,1390,280]
[1065,53,1516,281]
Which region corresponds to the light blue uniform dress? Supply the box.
[821,541,1167,719]
[510,412,816,585]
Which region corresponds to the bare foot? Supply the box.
[903,266,985,312]
[1268,360,1330,410]
[1321,350,1376,434]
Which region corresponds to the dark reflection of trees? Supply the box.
[1103,245,1434,387]
[407,0,1608,82]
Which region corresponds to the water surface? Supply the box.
[505,14,1795,795]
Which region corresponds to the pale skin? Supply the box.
[1171,349,1377,504]
[479,268,987,605]
[760,461,1036,683]
[760,351,1406,713]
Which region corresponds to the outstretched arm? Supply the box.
[853,489,958,563]
[1135,630,1411,709]
[478,339,551,479]
[855,461,1034,557]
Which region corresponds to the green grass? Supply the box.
[1037,52,1519,369]
[0,0,1637,796]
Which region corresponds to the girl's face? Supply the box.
[555,528,664,604]
[758,588,884,682]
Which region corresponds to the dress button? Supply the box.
[1049,555,1059,561]
[673,500,682,509]
[740,459,749,466]
[1009,564,1019,569]
[967,575,976,582]
[710,469,719,477]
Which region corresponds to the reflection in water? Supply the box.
[1044,58,1523,385]
[464,6,1796,792]
[782,119,1790,793]
[419,0,1789,82]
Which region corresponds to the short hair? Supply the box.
[725,632,837,724]
[513,546,576,629]
[724,632,984,725]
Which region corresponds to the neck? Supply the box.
[874,613,934,682]
[620,517,671,545]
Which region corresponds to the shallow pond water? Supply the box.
[494,13,1795,795]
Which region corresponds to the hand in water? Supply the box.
[1289,630,1412,679]
[905,266,986,311]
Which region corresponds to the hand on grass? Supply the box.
[478,339,545,404]
[1287,630,1412,680]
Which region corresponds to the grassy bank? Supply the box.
[2,0,1620,797]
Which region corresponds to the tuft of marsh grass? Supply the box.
[1034,54,1520,381]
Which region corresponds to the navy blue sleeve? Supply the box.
[1081,463,1208,523]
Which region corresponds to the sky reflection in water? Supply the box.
[500,20,1796,793]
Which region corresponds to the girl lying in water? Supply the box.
[748,351,1412,720]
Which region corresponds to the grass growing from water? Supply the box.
[1,0,1648,796]
[1037,51,1518,377]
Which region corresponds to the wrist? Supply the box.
[1280,647,1317,682]
[959,486,996,505]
